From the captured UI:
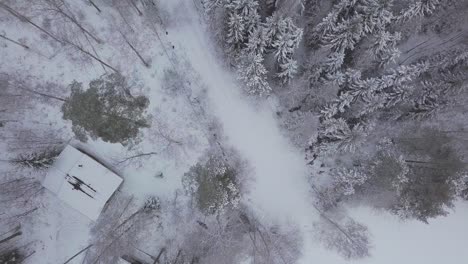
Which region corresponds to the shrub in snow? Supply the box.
[183,156,240,215]
[143,196,161,212]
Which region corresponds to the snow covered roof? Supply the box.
[42,145,123,221]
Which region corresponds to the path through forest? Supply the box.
[162,1,316,226]
[159,3,468,264]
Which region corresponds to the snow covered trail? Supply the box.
[153,4,468,264]
[161,1,315,225]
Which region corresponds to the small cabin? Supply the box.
[42,145,123,221]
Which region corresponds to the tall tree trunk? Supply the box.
[16,86,67,102]
[83,32,108,73]
[88,0,102,13]
[0,33,29,49]
[153,247,165,264]
[63,244,93,264]
[126,0,143,16]
[64,39,120,73]
[120,31,150,67]
[0,230,22,245]
[51,2,102,44]
[405,159,444,165]
[0,2,64,45]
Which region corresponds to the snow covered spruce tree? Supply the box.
[62,73,150,145]
[305,7,468,222]
[265,13,303,83]
[224,0,261,56]
[237,52,272,94]
[205,0,303,92]
[398,0,443,22]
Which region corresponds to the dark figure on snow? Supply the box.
[72,175,97,193]
[65,174,96,199]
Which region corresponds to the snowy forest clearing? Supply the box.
[1,0,468,263]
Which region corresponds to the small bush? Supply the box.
[183,156,240,215]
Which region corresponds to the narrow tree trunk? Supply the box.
[120,31,150,67]
[173,249,182,264]
[0,34,29,49]
[405,159,443,165]
[63,244,93,264]
[20,251,36,263]
[83,32,108,73]
[112,208,142,232]
[118,152,158,164]
[127,0,143,16]
[0,2,64,45]
[64,40,119,73]
[53,3,102,44]
[0,230,22,245]
[16,86,67,102]
[114,3,134,32]
[88,0,102,13]
[153,247,165,264]
[92,223,134,264]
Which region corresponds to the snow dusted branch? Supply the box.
[63,244,93,264]
[117,151,158,165]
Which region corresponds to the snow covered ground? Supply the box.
[1,0,468,263]
[161,0,314,224]
[165,2,468,264]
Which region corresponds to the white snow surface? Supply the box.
[1,0,468,263]
[162,2,468,264]
[161,0,315,225]
[300,201,468,264]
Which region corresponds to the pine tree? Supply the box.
[314,0,395,53]
[226,12,246,50]
[320,118,351,142]
[245,26,268,55]
[237,52,271,95]
[324,51,345,73]
[62,73,150,145]
[325,71,347,86]
[358,0,394,34]
[271,17,303,64]
[371,31,401,66]
[331,168,369,196]
[277,57,298,83]
[407,90,441,119]
[263,12,283,47]
[320,102,340,120]
[312,11,339,39]
[322,17,363,52]
[226,0,260,34]
[398,0,442,21]
[202,0,225,12]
